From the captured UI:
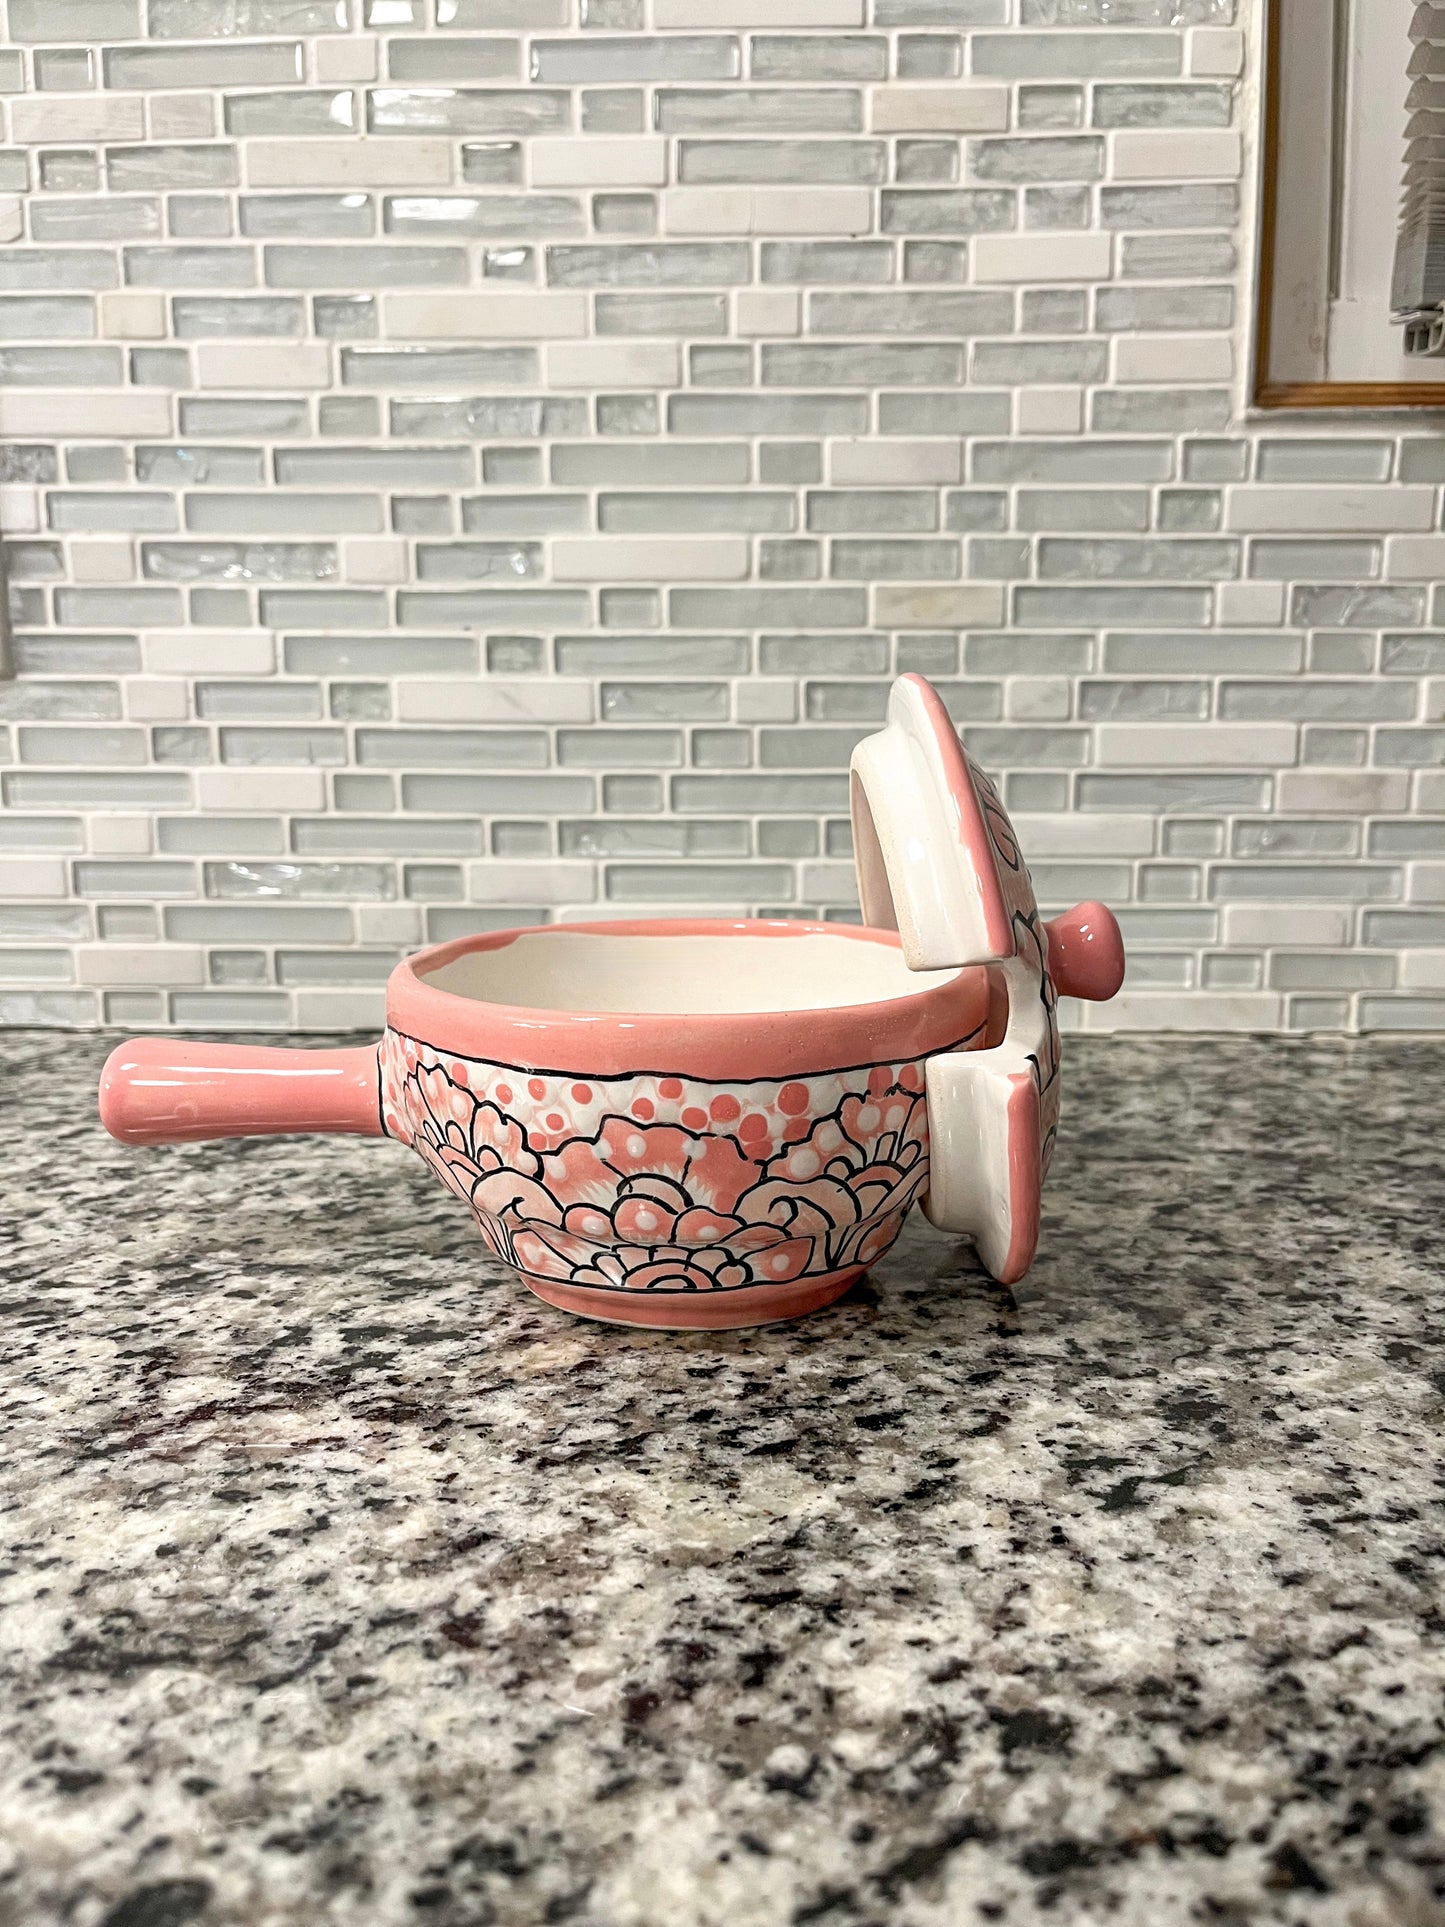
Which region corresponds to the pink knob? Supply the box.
[1044,901,1125,1002]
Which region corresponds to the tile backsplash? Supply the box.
[0,0,1441,1036]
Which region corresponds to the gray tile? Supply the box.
[761,242,893,283]
[669,393,869,435]
[8,0,140,37]
[763,343,963,386]
[547,243,751,287]
[1248,541,1382,582]
[151,0,348,26]
[1293,587,1426,629]
[402,774,595,813]
[557,635,749,675]
[752,35,887,80]
[1016,586,1214,625]
[124,247,256,288]
[143,542,337,583]
[533,37,738,82]
[880,189,1016,233]
[1096,285,1233,331]
[385,193,583,239]
[1078,774,1270,811]
[1119,233,1238,278]
[293,818,485,856]
[106,43,305,88]
[368,89,571,135]
[173,295,308,335]
[671,587,866,628]
[1091,390,1232,432]
[1103,632,1303,673]
[266,245,469,289]
[680,139,883,184]
[657,88,861,132]
[389,37,522,80]
[0,250,120,291]
[971,137,1103,183]
[972,31,1182,77]
[809,290,1014,335]
[1093,83,1233,127]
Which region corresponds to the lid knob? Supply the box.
[1044,901,1125,1003]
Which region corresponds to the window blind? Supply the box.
[1394,0,1445,352]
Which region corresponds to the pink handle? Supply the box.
[1045,901,1126,1002]
[99,1037,385,1146]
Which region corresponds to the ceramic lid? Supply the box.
[848,673,1125,1285]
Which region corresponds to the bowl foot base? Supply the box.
[521,1266,866,1331]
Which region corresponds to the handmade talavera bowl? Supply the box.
[99,676,1125,1330]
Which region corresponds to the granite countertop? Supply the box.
[0,1030,1442,1927]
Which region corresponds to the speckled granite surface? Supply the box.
[0,1030,1442,1927]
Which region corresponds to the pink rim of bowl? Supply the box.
[388,917,989,1083]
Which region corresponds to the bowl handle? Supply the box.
[99,1037,385,1145]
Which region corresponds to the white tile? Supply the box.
[664,186,871,235]
[397,679,593,723]
[0,485,40,535]
[384,291,588,338]
[1226,486,1436,533]
[1222,905,1351,947]
[149,94,214,139]
[1083,991,1284,1033]
[971,232,1111,283]
[246,139,453,188]
[125,679,190,722]
[195,342,332,390]
[1385,534,1445,577]
[1115,333,1233,382]
[0,196,21,245]
[344,538,409,584]
[552,537,750,580]
[1400,951,1445,990]
[144,632,275,676]
[531,138,667,187]
[1190,27,1245,76]
[735,288,800,336]
[1111,130,1241,180]
[734,679,797,723]
[198,770,327,812]
[1006,678,1072,722]
[0,392,172,436]
[1017,387,1083,433]
[100,291,168,340]
[89,817,153,857]
[295,988,387,1028]
[10,95,143,143]
[869,85,1009,133]
[546,340,681,388]
[70,538,135,583]
[1096,724,1297,768]
[357,905,421,945]
[1013,813,1155,856]
[466,861,597,905]
[1425,678,1445,723]
[77,946,205,988]
[1216,580,1285,625]
[0,858,68,899]
[873,584,1005,627]
[830,438,962,483]
[1276,771,1410,814]
[314,39,377,83]
[799,861,858,905]
[1407,862,1445,902]
[655,0,862,20]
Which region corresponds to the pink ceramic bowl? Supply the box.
[100,919,989,1330]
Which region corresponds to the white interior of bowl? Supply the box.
[420,928,960,1015]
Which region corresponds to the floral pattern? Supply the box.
[380,1036,937,1297]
